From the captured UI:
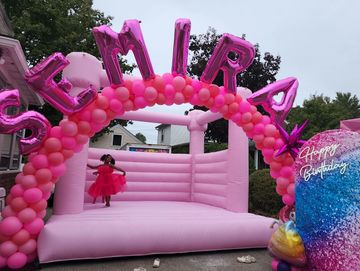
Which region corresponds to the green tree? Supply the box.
[3,0,135,139]
[135,132,146,143]
[187,28,281,143]
[287,92,360,140]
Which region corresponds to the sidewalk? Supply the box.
[31,249,272,271]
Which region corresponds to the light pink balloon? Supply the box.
[24,218,44,235]
[0,217,22,236]
[19,239,37,254]
[48,152,64,166]
[12,229,30,246]
[172,76,186,92]
[144,87,158,102]
[0,89,51,155]
[61,136,77,150]
[162,73,174,85]
[164,84,175,98]
[31,154,49,170]
[7,252,27,270]
[60,120,78,137]
[171,19,191,76]
[282,194,295,205]
[17,208,37,223]
[50,163,66,177]
[201,34,255,93]
[174,93,185,105]
[1,206,16,218]
[23,188,43,204]
[109,99,124,114]
[0,240,18,257]
[134,97,147,109]
[44,137,62,153]
[92,109,107,124]
[25,53,97,115]
[115,87,130,101]
[10,184,24,198]
[214,95,225,107]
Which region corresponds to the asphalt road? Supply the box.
[15,249,272,271]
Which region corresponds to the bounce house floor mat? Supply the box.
[38,201,275,263]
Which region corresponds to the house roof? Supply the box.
[155,123,170,130]
[111,124,143,144]
[0,36,43,106]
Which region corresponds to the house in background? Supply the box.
[0,2,43,196]
[90,124,172,153]
[90,124,143,150]
[156,124,189,147]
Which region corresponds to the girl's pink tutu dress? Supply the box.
[88,165,126,198]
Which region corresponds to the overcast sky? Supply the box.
[93,0,360,143]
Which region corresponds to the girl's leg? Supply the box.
[105,196,110,207]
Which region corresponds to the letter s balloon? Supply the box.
[0,89,50,155]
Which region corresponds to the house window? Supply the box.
[161,130,164,143]
[113,134,122,146]
[0,106,23,170]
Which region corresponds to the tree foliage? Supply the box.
[187,28,281,143]
[135,132,146,143]
[3,0,135,139]
[287,92,360,140]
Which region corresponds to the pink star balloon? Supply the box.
[275,120,309,159]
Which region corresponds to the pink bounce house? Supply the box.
[37,52,275,263]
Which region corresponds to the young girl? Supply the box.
[87,154,126,207]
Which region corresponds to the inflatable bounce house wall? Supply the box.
[36,52,275,262]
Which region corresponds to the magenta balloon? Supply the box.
[171,18,191,76]
[0,217,22,236]
[93,20,155,87]
[0,89,50,155]
[200,34,255,93]
[7,252,27,270]
[25,52,97,115]
[247,77,298,125]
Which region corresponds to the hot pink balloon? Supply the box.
[171,18,191,76]
[0,89,50,155]
[201,34,255,93]
[93,20,155,86]
[25,52,97,115]
[247,77,298,125]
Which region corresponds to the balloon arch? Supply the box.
[0,19,306,270]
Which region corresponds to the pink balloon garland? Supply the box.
[0,74,297,269]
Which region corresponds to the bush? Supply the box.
[249,169,283,218]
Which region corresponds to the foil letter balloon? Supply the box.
[171,18,191,76]
[25,53,97,115]
[200,34,255,93]
[247,77,298,125]
[93,20,155,87]
[0,89,50,155]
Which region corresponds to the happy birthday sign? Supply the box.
[295,129,360,271]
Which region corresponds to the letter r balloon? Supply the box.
[200,34,255,93]
[0,89,50,155]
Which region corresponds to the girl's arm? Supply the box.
[112,165,126,175]
[87,164,99,169]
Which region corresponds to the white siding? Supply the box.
[157,125,172,145]
[90,125,142,150]
[170,125,190,146]
[157,125,190,146]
